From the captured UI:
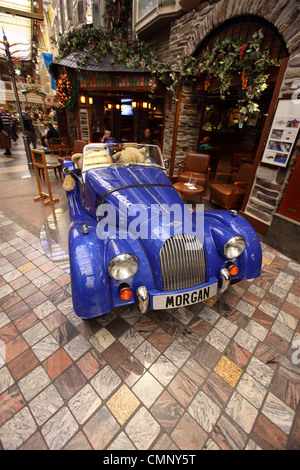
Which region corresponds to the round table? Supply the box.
[173,182,204,204]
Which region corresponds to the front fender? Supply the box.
[204,210,262,280]
[69,222,112,318]
[69,221,156,319]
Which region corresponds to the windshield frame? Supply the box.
[81,143,165,177]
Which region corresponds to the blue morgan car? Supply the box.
[63,143,261,319]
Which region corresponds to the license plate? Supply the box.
[152,282,218,310]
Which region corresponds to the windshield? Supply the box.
[82,143,165,174]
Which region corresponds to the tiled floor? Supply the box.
[0,139,300,450]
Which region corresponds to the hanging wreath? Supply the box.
[56,74,78,111]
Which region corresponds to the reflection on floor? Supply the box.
[40,209,70,273]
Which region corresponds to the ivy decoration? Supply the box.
[57,74,78,111]
[181,30,280,115]
[56,24,280,117]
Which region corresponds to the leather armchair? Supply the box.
[209,162,253,210]
[177,152,211,193]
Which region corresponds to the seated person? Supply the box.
[198,136,212,153]
[101,129,117,144]
[140,128,153,145]
[43,123,59,150]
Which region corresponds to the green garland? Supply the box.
[179,30,280,115]
[57,25,280,116]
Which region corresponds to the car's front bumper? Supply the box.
[136,268,231,312]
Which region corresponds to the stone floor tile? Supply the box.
[237,372,267,408]
[206,328,231,352]
[8,348,39,381]
[202,371,233,408]
[262,392,295,434]
[182,357,209,387]
[211,414,247,450]
[19,431,48,450]
[90,328,115,353]
[29,384,64,426]
[225,391,258,433]
[271,318,294,342]
[5,334,28,363]
[41,407,78,450]
[63,431,92,450]
[0,407,37,450]
[149,355,178,387]
[133,340,160,368]
[54,364,87,400]
[33,300,57,319]
[234,328,258,353]
[116,355,145,387]
[246,356,274,387]
[63,334,91,360]
[22,322,49,347]
[108,431,136,450]
[76,350,105,379]
[168,371,198,407]
[236,299,256,317]
[32,334,59,362]
[0,366,14,394]
[147,327,173,352]
[164,340,190,368]
[214,355,243,387]
[101,341,130,368]
[252,413,288,450]
[0,385,24,426]
[189,390,221,433]
[125,406,160,450]
[91,365,121,400]
[132,371,163,408]
[68,384,102,425]
[118,327,145,353]
[151,390,184,432]
[42,348,73,379]
[106,384,140,425]
[18,366,51,401]
[245,319,268,341]
[171,413,207,450]
[105,317,130,339]
[84,406,120,450]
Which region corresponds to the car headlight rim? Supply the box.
[224,236,246,259]
[108,253,139,281]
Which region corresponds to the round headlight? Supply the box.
[108,254,139,281]
[224,236,246,259]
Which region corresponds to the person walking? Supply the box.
[0,117,11,156]
[0,107,16,155]
[22,106,37,149]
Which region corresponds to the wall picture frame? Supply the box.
[261,98,300,167]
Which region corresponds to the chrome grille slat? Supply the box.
[160,234,207,291]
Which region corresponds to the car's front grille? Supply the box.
[160,233,207,291]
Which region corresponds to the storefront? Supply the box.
[50,53,165,148]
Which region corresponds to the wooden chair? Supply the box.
[31,149,60,205]
[177,152,211,194]
[58,139,88,163]
[209,162,253,210]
